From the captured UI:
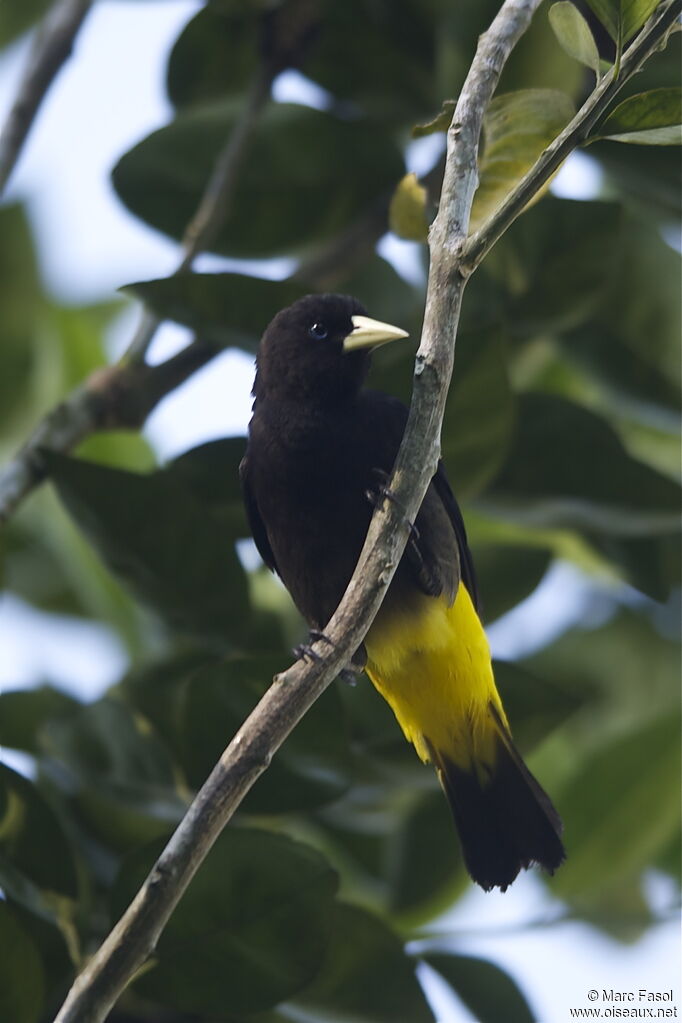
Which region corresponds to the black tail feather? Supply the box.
[431,707,566,892]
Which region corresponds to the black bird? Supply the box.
[240,293,565,890]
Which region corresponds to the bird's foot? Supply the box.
[340,644,367,686]
[293,642,321,664]
[366,468,420,542]
[309,628,334,647]
[293,629,333,664]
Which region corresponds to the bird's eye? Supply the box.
[308,322,328,340]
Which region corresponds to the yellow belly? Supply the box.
[364,584,508,769]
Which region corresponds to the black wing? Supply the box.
[361,392,479,612]
[239,452,279,575]
[430,461,480,612]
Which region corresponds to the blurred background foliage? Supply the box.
[0,0,680,1021]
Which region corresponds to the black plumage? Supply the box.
[240,293,565,890]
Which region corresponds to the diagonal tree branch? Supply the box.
[462,0,682,274]
[0,0,94,196]
[53,2,543,1020]
[0,338,217,525]
[0,62,275,526]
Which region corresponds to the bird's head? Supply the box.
[253,293,409,403]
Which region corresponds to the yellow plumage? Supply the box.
[365,583,508,771]
[363,581,565,891]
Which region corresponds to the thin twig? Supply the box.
[0,65,274,524]
[0,339,216,525]
[0,0,93,195]
[122,64,275,365]
[462,0,682,274]
[53,3,542,1021]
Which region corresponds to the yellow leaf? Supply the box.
[470,89,574,233]
[389,173,429,242]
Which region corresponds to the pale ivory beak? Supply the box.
[343,314,410,352]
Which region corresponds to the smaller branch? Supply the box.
[0,0,93,196]
[122,65,275,365]
[177,66,273,272]
[0,338,216,525]
[0,63,274,525]
[462,0,682,274]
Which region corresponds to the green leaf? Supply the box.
[0,687,79,754]
[494,659,591,753]
[593,527,681,601]
[0,763,78,901]
[622,0,666,41]
[75,429,156,474]
[376,323,515,500]
[656,830,681,882]
[551,715,681,897]
[41,697,178,793]
[412,100,455,138]
[560,323,681,423]
[583,0,660,44]
[43,449,252,645]
[441,328,516,498]
[596,87,682,144]
[472,543,551,623]
[0,903,45,1023]
[425,952,535,1023]
[386,790,467,918]
[112,828,339,1016]
[0,205,43,437]
[169,0,442,125]
[587,31,681,216]
[288,903,435,1022]
[556,211,681,424]
[300,0,441,125]
[124,274,308,351]
[12,487,147,652]
[505,198,624,335]
[484,393,681,536]
[525,607,681,741]
[167,4,259,107]
[470,89,575,232]
[389,173,429,243]
[4,903,72,1011]
[498,1,587,98]
[549,2,601,75]
[376,322,514,501]
[566,875,656,943]
[40,697,186,851]
[169,436,248,508]
[125,257,417,355]
[178,655,352,811]
[112,101,404,259]
[125,649,353,812]
[0,0,51,49]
